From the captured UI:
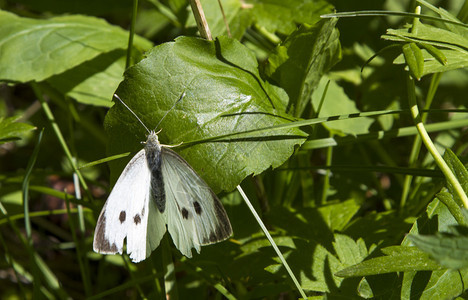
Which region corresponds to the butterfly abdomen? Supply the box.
[145,132,165,213]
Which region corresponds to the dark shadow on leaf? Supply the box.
[267,206,336,284]
[323,255,338,293]
[47,49,125,96]
[410,271,432,298]
[416,212,439,235]
[214,39,276,109]
[181,134,306,148]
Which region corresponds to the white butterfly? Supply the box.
[93,95,232,263]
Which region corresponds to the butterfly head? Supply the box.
[144,130,161,151]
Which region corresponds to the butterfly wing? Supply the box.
[161,147,232,258]
[93,149,167,262]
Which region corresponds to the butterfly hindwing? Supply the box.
[161,147,232,257]
[93,149,166,263]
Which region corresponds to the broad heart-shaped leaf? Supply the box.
[245,0,333,35]
[0,116,36,144]
[265,19,341,117]
[0,10,152,83]
[105,36,306,192]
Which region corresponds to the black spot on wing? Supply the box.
[134,214,141,225]
[181,208,189,219]
[119,211,126,223]
[193,201,202,215]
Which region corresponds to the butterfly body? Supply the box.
[93,130,232,262]
[144,132,166,213]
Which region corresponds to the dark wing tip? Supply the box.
[93,215,119,254]
[201,192,233,245]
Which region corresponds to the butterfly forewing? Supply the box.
[161,147,232,257]
[94,127,232,262]
[93,149,166,263]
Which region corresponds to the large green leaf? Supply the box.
[46,50,127,107]
[105,36,306,192]
[266,19,341,117]
[0,10,152,83]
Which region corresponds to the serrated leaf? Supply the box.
[399,197,468,299]
[333,234,369,266]
[403,43,424,80]
[265,202,363,293]
[266,19,341,117]
[0,116,36,144]
[393,48,468,76]
[246,0,333,35]
[408,233,468,269]
[0,10,152,83]
[336,247,442,277]
[105,36,306,192]
[318,198,361,231]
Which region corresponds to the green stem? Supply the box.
[321,133,333,205]
[400,73,442,208]
[126,0,139,69]
[64,195,91,296]
[22,129,43,241]
[406,75,468,208]
[31,83,92,201]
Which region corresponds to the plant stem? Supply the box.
[406,75,468,208]
[32,83,92,201]
[126,0,139,69]
[400,72,441,208]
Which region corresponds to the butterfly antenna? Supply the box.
[113,94,151,134]
[154,91,186,130]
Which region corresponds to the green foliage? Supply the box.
[0,116,36,144]
[1,0,468,299]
